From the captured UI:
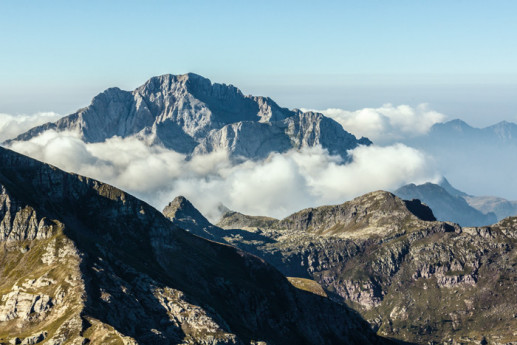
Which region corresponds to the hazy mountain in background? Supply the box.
[401,119,517,199]
[394,177,517,225]
[463,195,517,221]
[6,73,370,161]
[438,177,517,220]
[394,182,497,226]
[436,176,469,198]
[425,119,517,144]
[0,146,387,345]
[163,193,517,344]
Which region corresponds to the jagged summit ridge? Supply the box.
[7,73,371,160]
[171,190,436,242]
[275,190,436,235]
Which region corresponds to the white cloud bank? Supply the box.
[0,112,62,142]
[6,129,437,221]
[306,104,446,144]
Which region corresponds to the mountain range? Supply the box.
[424,119,517,145]
[395,118,517,224]
[401,118,517,200]
[5,73,370,161]
[394,180,497,227]
[0,146,388,345]
[3,73,517,345]
[164,193,517,344]
[394,178,517,226]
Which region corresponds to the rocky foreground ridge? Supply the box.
[164,193,517,344]
[6,73,370,161]
[0,146,389,345]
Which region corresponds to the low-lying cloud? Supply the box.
[0,112,62,142]
[6,129,437,221]
[307,104,446,144]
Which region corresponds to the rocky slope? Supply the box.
[5,73,370,160]
[394,182,497,227]
[0,146,389,345]
[164,193,517,344]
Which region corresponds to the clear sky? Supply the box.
[1,0,516,126]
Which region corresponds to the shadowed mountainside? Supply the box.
[0,146,389,345]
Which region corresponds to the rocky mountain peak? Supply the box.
[162,189,517,344]
[275,190,436,238]
[438,176,469,197]
[162,196,226,241]
[5,73,370,161]
[213,191,436,240]
[425,118,517,145]
[133,72,291,126]
[162,195,211,228]
[486,120,517,141]
[137,73,213,97]
[442,118,472,130]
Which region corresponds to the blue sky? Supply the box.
[1,0,516,125]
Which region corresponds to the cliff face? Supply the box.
[0,146,387,345]
[165,192,517,344]
[6,73,370,161]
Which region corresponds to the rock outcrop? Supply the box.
[0,146,388,345]
[164,192,517,344]
[5,73,370,161]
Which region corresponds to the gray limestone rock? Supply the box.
[164,193,517,344]
[5,73,370,160]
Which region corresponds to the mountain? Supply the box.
[484,120,517,142]
[437,177,468,198]
[438,177,517,221]
[464,195,517,221]
[394,178,517,223]
[5,73,370,161]
[394,182,497,226]
[423,119,517,145]
[400,119,517,200]
[0,146,389,345]
[163,193,517,344]
[162,196,230,243]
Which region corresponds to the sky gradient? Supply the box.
[1,0,517,125]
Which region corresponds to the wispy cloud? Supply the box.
[0,112,62,142]
[306,104,446,144]
[7,129,437,220]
